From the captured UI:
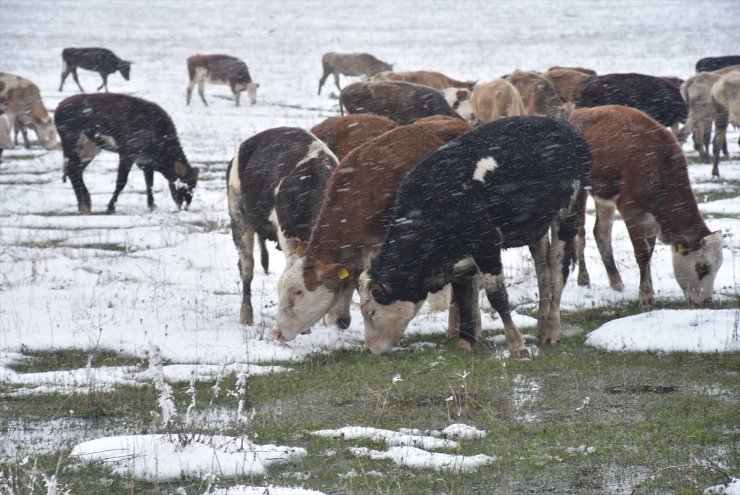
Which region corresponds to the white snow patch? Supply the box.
[704,477,740,495]
[350,445,495,472]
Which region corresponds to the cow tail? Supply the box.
[339,97,345,116]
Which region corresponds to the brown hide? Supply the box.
[712,71,740,126]
[310,114,397,160]
[469,79,525,122]
[373,70,475,91]
[548,65,597,76]
[542,68,592,103]
[507,70,567,117]
[187,54,252,85]
[0,74,52,127]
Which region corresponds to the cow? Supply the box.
[310,114,397,160]
[186,54,259,107]
[273,117,474,344]
[506,70,571,118]
[548,66,597,76]
[542,68,593,103]
[360,116,592,354]
[712,71,740,134]
[54,93,198,214]
[339,81,463,125]
[0,112,13,158]
[371,70,476,91]
[0,73,57,151]
[318,52,393,95]
[468,79,525,123]
[59,48,131,93]
[227,127,339,326]
[571,106,723,306]
[573,72,688,131]
[695,55,740,73]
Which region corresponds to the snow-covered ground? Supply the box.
[1,0,739,491]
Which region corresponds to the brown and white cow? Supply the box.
[506,70,571,118]
[541,67,593,104]
[274,117,473,343]
[371,70,476,91]
[468,78,525,123]
[187,54,259,106]
[712,71,740,136]
[55,93,198,214]
[571,105,723,305]
[318,52,393,95]
[0,73,57,151]
[310,114,397,161]
[227,127,339,326]
[59,47,132,93]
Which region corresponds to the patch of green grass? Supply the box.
[9,349,140,373]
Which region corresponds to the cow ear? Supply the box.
[174,161,189,177]
[672,236,693,255]
[315,263,352,288]
[290,237,308,256]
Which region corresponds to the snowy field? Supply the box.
[1,0,739,493]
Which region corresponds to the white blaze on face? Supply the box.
[246,82,259,104]
[672,231,724,305]
[473,157,498,183]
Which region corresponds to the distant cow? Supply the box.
[506,70,571,118]
[573,72,688,130]
[339,81,462,125]
[54,93,199,214]
[695,56,740,73]
[372,70,475,91]
[186,54,259,106]
[0,72,57,151]
[542,68,593,103]
[59,48,131,93]
[318,52,393,95]
[571,106,723,306]
[227,127,338,326]
[274,117,473,344]
[361,116,592,354]
[310,114,397,160]
[0,112,13,158]
[468,78,525,123]
[712,71,740,130]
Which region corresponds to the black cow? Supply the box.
[573,73,687,129]
[227,127,338,326]
[695,55,740,73]
[361,116,592,354]
[54,93,198,214]
[59,48,131,92]
[340,81,463,125]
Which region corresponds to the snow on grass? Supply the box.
[312,426,460,450]
[349,445,495,473]
[705,478,740,495]
[211,487,326,495]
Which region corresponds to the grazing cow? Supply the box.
[542,68,593,103]
[227,127,338,325]
[695,55,740,73]
[310,114,397,160]
[186,54,259,106]
[506,70,571,118]
[548,66,597,76]
[712,71,740,131]
[372,70,476,91]
[274,118,473,343]
[318,52,393,95]
[0,73,57,151]
[339,81,462,125]
[440,87,475,121]
[54,93,198,214]
[468,79,525,123]
[571,106,723,305]
[361,117,591,354]
[59,48,131,93]
[573,73,687,130]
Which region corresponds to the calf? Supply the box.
[339,81,462,125]
[310,114,397,160]
[59,48,131,92]
[571,106,723,305]
[542,68,594,103]
[318,52,392,95]
[361,117,591,354]
[573,72,687,130]
[186,54,259,106]
[227,127,338,325]
[0,73,57,151]
[273,118,473,344]
[468,78,525,123]
[506,70,571,118]
[372,70,475,91]
[696,55,740,73]
[54,93,198,214]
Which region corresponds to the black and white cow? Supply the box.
[360,116,592,354]
[227,127,339,326]
[59,47,131,93]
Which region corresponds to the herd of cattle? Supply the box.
[0,48,737,354]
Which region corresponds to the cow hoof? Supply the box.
[239,304,253,326]
[79,206,92,215]
[456,339,473,352]
[577,273,590,287]
[509,345,529,358]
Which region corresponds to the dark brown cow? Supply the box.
[310,114,397,160]
[187,54,259,106]
[372,70,476,91]
[695,55,740,73]
[59,48,131,92]
[340,81,463,125]
[54,93,198,214]
[318,52,393,95]
[274,118,473,343]
[571,106,723,306]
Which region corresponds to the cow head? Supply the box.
[119,61,132,81]
[34,118,58,150]
[359,271,423,354]
[672,231,724,305]
[442,87,474,121]
[246,82,259,105]
[169,162,198,210]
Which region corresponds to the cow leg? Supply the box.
[324,284,353,330]
[258,235,269,273]
[59,66,72,91]
[447,279,481,340]
[71,68,84,92]
[712,109,729,177]
[318,68,331,95]
[227,178,255,325]
[621,207,659,306]
[13,121,30,149]
[480,272,525,356]
[450,276,477,351]
[575,196,590,286]
[232,86,241,106]
[333,72,342,92]
[106,155,135,213]
[97,73,109,92]
[593,197,624,291]
[143,168,156,210]
[197,80,208,106]
[186,78,196,105]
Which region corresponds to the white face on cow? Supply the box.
[359,272,423,354]
[274,255,338,342]
[36,119,58,150]
[441,87,475,121]
[672,231,724,305]
[246,82,259,105]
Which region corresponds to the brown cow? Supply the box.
[571,106,723,306]
[468,78,525,123]
[0,73,57,151]
[372,70,475,91]
[274,118,473,343]
[548,66,597,76]
[187,54,259,106]
[506,70,571,118]
[318,52,393,95]
[542,67,593,103]
[310,114,397,160]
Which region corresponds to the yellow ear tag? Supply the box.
[293,245,304,255]
[337,268,350,280]
[677,244,690,254]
